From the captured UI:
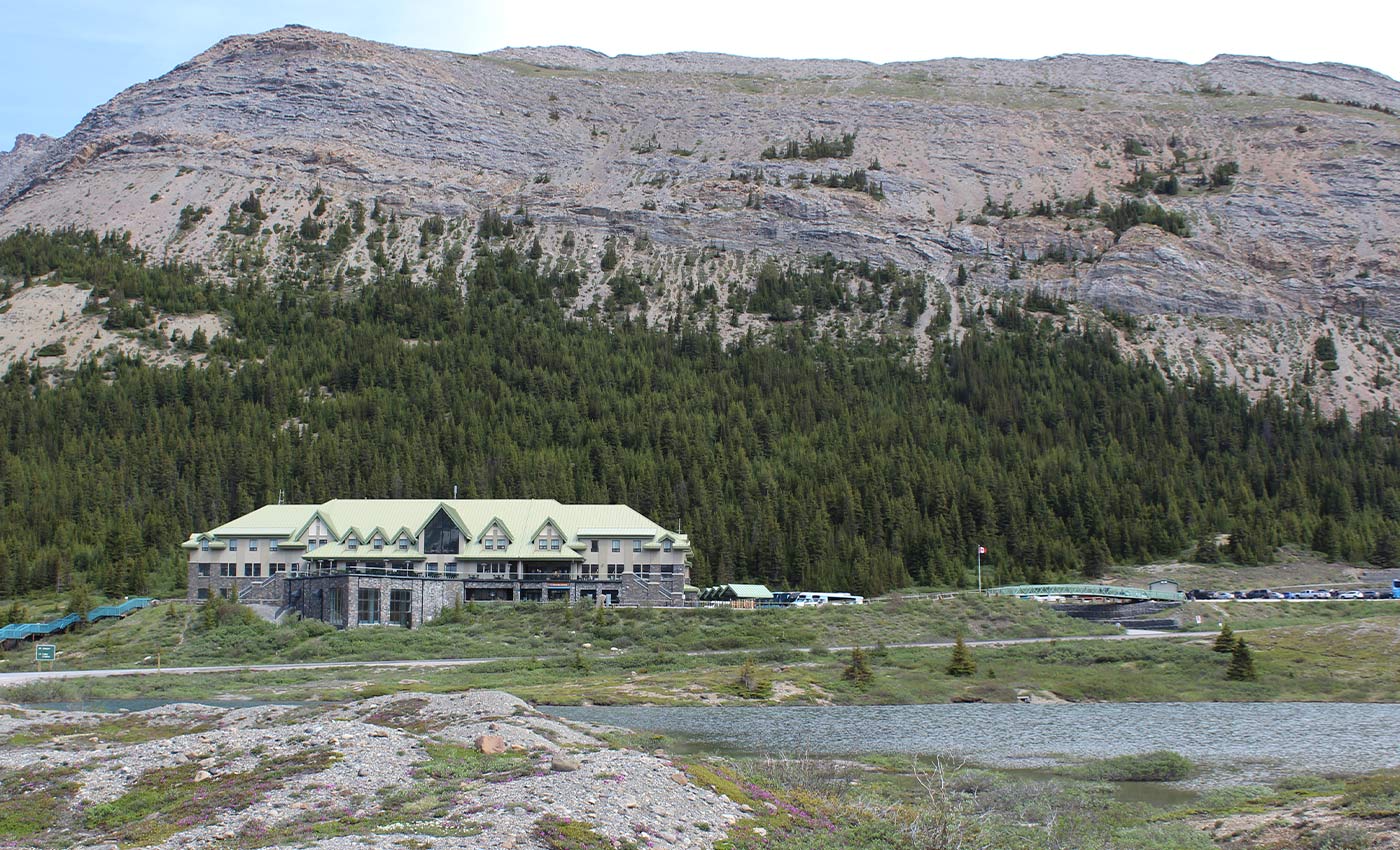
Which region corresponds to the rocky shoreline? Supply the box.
[0,691,743,849]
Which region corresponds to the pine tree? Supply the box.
[1194,537,1220,564]
[1212,622,1236,653]
[946,635,977,677]
[1226,638,1257,681]
[842,646,873,688]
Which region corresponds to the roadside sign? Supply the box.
[35,644,56,662]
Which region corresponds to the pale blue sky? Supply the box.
[3,0,1396,151]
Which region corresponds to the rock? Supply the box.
[193,770,212,782]
[550,754,581,772]
[475,734,506,755]
[670,772,688,785]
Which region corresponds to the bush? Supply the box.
[1070,750,1192,782]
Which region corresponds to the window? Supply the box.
[244,563,261,577]
[632,540,642,553]
[398,538,409,551]
[445,561,459,577]
[220,563,236,577]
[271,540,279,551]
[423,511,462,554]
[637,563,653,579]
[663,540,673,552]
[347,537,359,551]
[228,539,238,551]
[660,564,675,577]
[426,562,439,577]
[196,588,210,600]
[607,563,623,579]
[611,540,621,553]
[372,537,384,551]
[249,540,258,551]
[538,538,548,550]
[590,540,598,552]
[357,588,381,624]
[197,564,210,577]
[200,540,210,551]
[389,590,413,627]
[580,564,598,579]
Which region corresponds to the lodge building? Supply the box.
[183,499,692,626]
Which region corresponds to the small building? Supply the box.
[698,584,773,608]
[183,499,691,626]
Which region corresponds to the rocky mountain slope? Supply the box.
[1,25,1398,412]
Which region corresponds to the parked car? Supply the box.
[1361,590,1382,599]
[1336,590,1364,600]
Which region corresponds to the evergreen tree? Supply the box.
[946,635,977,677]
[1226,638,1257,681]
[1212,622,1236,653]
[1193,537,1221,564]
[842,646,873,688]
[65,579,94,617]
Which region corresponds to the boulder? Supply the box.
[475,734,506,755]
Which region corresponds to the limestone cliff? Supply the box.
[1,25,1397,412]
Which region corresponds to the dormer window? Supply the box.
[347,537,359,551]
[200,540,210,551]
[373,537,384,551]
[398,538,409,551]
[663,540,673,552]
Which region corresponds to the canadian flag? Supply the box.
[977,546,987,554]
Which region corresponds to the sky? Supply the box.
[2,0,1396,151]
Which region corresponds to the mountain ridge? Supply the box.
[1,26,1398,415]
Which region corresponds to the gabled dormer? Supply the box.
[345,532,360,552]
[531,518,564,552]
[478,518,513,552]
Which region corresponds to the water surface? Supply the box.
[549,702,1400,783]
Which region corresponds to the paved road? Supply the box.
[0,629,1188,686]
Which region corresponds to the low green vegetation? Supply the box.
[0,595,1112,671]
[1064,751,1193,782]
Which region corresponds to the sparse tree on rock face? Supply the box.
[1212,623,1236,653]
[1226,638,1257,681]
[946,635,976,677]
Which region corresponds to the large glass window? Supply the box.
[389,590,413,627]
[197,564,210,577]
[611,540,621,553]
[357,588,381,624]
[424,512,462,554]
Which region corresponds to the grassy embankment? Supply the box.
[0,594,1112,671]
[4,599,1398,706]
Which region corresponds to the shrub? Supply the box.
[842,646,873,688]
[1071,750,1192,782]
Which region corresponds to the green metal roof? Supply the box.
[721,584,773,599]
[195,499,686,559]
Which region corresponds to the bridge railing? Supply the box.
[984,584,1185,602]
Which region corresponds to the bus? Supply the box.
[1392,579,1400,599]
[790,592,865,606]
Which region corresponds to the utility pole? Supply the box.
[977,545,987,591]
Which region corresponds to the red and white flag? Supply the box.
[977,546,987,554]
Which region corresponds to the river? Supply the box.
[549,702,1400,784]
